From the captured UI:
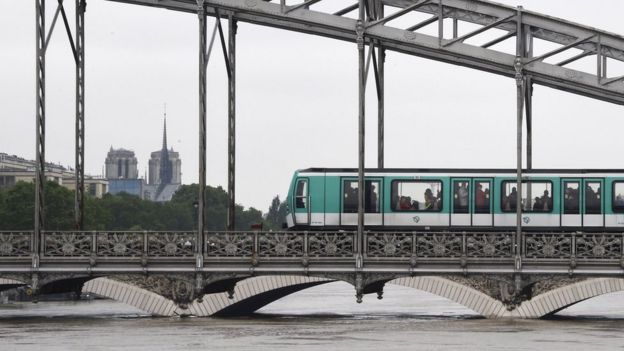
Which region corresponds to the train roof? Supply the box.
[297,168,624,174]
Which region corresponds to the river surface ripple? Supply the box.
[1,282,624,351]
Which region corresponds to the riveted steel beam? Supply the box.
[356,0,365,270]
[74,0,86,230]
[197,0,207,267]
[227,15,237,231]
[34,0,46,269]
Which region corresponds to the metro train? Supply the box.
[284,168,624,231]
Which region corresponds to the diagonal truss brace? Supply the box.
[104,0,624,105]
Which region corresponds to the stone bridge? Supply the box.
[2,230,624,319]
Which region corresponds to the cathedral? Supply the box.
[105,115,181,202]
[144,117,182,201]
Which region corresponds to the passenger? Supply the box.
[412,200,420,210]
[345,186,358,213]
[508,187,518,211]
[586,185,599,214]
[458,183,469,209]
[533,196,543,211]
[475,183,487,211]
[541,190,552,211]
[424,189,435,211]
[616,194,624,207]
[399,196,411,210]
[365,184,378,213]
[435,190,442,211]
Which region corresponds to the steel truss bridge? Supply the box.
[7,0,624,318]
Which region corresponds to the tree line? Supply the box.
[0,181,288,231]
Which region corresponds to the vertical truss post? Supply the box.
[197,0,207,268]
[227,15,237,231]
[524,24,533,171]
[34,0,46,268]
[597,36,603,83]
[525,75,532,170]
[74,0,86,230]
[356,0,366,269]
[514,7,524,270]
[377,1,385,169]
[437,0,443,45]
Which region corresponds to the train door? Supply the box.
[451,178,471,226]
[293,178,310,226]
[472,178,493,226]
[561,179,581,227]
[583,179,604,228]
[340,178,382,226]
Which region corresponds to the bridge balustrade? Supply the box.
[0,231,622,267]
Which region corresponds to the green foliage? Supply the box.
[264,195,288,230]
[0,182,265,231]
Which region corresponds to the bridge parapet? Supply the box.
[0,230,622,274]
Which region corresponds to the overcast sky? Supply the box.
[1,0,624,212]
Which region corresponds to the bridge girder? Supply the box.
[104,0,624,104]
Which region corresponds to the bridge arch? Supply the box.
[389,276,507,318]
[188,275,332,317]
[515,278,624,318]
[83,277,178,316]
[0,277,27,292]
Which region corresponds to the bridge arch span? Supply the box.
[82,277,178,316]
[188,275,332,317]
[389,276,507,318]
[0,277,27,292]
[515,278,624,318]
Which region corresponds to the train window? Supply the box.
[614,182,624,212]
[501,181,553,213]
[342,180,380,213]
[391,180,442,212]
[585,182,602,214]
[295,179,308,209]
[453,181,469,214]
[563,181,580,215]
[474,181,491,214]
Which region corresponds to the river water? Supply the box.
[1,282,624,351]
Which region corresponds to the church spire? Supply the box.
[158,103,173,186]
[162,103,168,151]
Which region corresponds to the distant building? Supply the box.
[0,152,107,198]
[143,117,181,202]
[63,176,108,198]
[105,148,138,180]
[104,148,143,197]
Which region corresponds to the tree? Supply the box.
[0,181,265,232]
[265,195,288,230]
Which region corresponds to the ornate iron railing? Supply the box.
[0,230,622,262]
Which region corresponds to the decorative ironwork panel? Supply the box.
[416,232,462,258]
[44,231,92,257]
[576,233,622,259]
[258,232,304,257]
[466,232,513,258]
[308,232,354,257]
[0,231,32,257]
[148,232,196,257]
[206,232,253,257]
[524,233,572,259]
[97,232,143,257]
[366,232,412,258]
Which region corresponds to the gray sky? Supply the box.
[1,0,624,212]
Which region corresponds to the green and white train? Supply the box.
[285,168,624,231]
